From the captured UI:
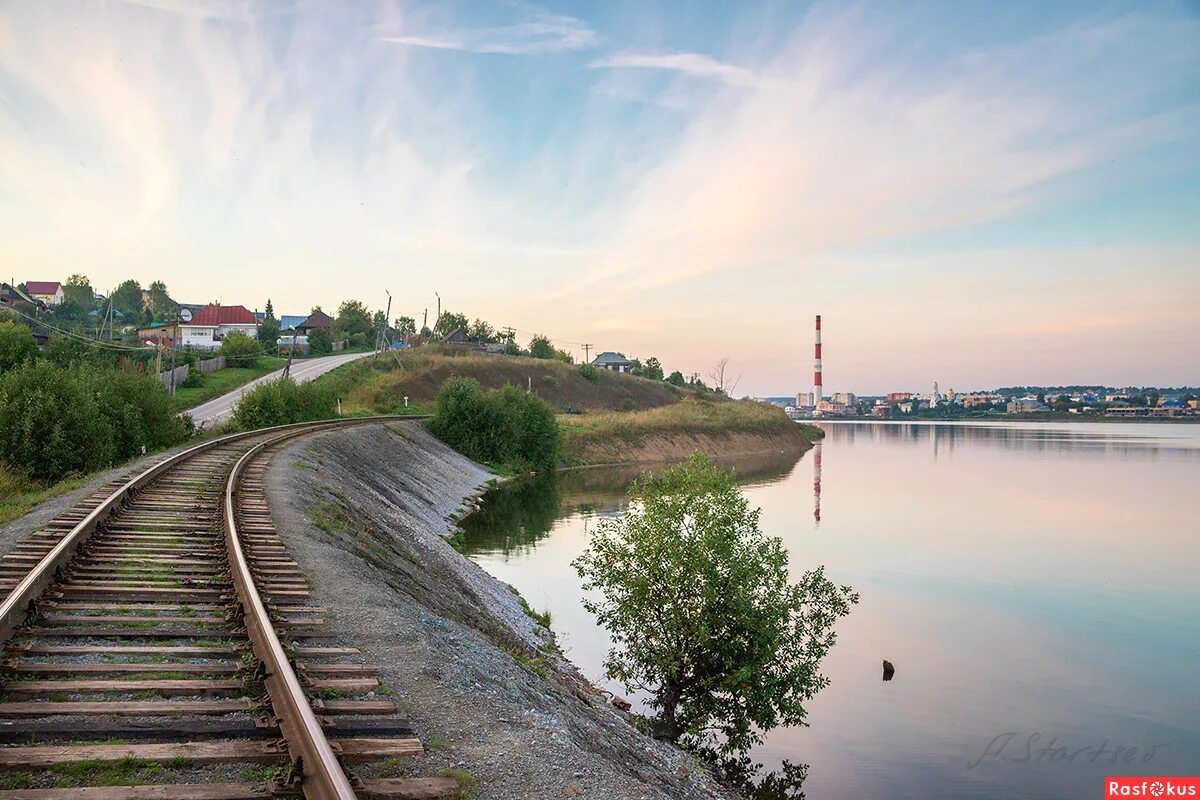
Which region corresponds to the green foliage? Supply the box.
[43,333,94,367]
[334,300,373,339]
[577,362,600,383]
[308,328,332,354]
[429,377,560,472]
[110,279,144,320]
[467,318,495,342]
[666,370,687,386]
[258,298,280,348]
[348,332,368,348]
[573,453,857,753]
[219,331,262,367]
[636,356,664,381]
[394,315,417,338]
[146,281,177,321]
[0,361,192,482]
[528,335,554,360]
[230,377,336,430]
[62,274,95,310]
[435,310,469,337]
[0,321,38,372]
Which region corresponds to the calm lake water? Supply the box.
[461,421,1200,799]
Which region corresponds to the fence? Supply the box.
[158,355,226,388]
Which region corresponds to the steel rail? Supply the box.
[0,416,407,646]
[223,421,383,800]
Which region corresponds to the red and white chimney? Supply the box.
[813,315,823,404]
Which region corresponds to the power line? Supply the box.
[2,305,155,353]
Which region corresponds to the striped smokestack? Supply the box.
[813,314,823,403]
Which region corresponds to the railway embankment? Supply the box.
[265,421,731,800]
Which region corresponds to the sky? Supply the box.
[1,0,1198,395]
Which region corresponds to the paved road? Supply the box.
[183,350,373,428]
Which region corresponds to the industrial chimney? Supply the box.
[813,315,823,404]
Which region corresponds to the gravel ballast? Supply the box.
[265,422,732,800]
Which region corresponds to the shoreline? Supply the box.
[811,416,1198,425]
[264,422,733,800]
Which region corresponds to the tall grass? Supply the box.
[561,398,803,439]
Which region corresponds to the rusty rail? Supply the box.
[223,424,372,800]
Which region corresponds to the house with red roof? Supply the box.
[178,304,259,350]
[25,281,64,306]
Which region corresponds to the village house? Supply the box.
[25,281,64,306]
[592,351,634,373]
[178,304,259,350]
[294,309,334,336]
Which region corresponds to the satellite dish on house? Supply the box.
[179,308,192,322]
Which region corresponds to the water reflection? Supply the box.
[460,447,806,557]
[464,422,1200,800]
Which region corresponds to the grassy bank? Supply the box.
[560,398,823,466]
[170,356,288,412]
[0,466,91,527]
[328,347,684,415]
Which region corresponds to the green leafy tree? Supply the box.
[529,335,554,360]
[333,300,373,340]
[146,281,177,320]
[307,328,332,354]
[111,279,144,320]
[573,453,857,753]
[578,362,600,383]
[467,318,495,342]
[434,310,469,337]
[666,370,687,387]
[258,299,280,348]
[639,357,665,381]
[219,331,263,367]
[394,316,417,339]
[0,320,38,372]
[429,377,560,472]
[62,274,95,310]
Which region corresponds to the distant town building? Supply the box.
[592,352,634,373]
[832,392,857,406]
[872,405,892,418]
[962,393,1002,408]
[795,392,815,408]
[25,281,64,306]
[1007,398,1049,413]
[1,282,41,309]
[886,392,913,403]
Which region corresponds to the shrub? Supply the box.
[0,362,191,482]
[0,320,37,372]
[180,367,204,389]
[348,332,368,348]
[220,331,262,367]
[577,362,599,383]
[231,377,336,430]
[308,328,332,355]
[528,335,554,360]
[429,377,559,472]
[573,453,857,754]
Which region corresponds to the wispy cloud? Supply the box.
[590,52,759,86]
[554,6,1200,299]
[380,12,595,55]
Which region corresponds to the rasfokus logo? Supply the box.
[1106,777,1200,797]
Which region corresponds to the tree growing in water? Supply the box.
[573,452,857,754]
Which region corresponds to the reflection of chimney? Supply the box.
[813,442,822,526]
[813,315,823,403]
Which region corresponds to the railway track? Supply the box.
[0,419,459,800]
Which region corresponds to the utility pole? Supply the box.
[434,293,441,335]
[582,343,593,364]
[283,330,296,378]
[422,308,428,335]
[168,315,179,397]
